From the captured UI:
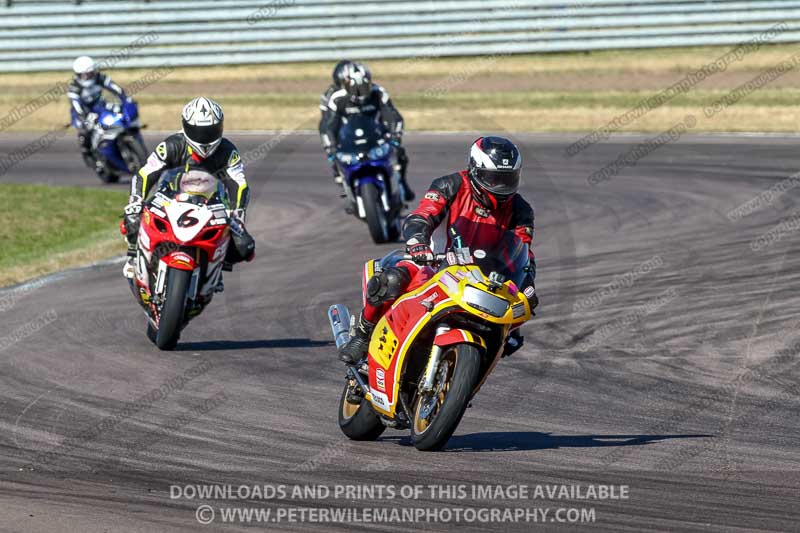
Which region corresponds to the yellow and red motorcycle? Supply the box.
[329,230,534,451]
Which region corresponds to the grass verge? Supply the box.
[1,44,799,133]
[0,184,127,287]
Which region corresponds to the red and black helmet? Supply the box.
[467,136,522,209]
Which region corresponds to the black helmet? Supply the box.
[332,60,354,88]
[344,63,372,104]
[467,136,522,209]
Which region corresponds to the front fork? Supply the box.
[420,325,451,392]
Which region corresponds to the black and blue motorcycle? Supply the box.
[70,99,147,183]
[334,114,404,243]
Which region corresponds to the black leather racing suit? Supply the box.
[126,133,253,263]
[320,84,409,185]
[318,83,339,177]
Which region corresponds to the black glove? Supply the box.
[528,292,539,312]
[406,236,434,264]
[502,329,524,358]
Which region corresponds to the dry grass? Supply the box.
[1,44,799,134]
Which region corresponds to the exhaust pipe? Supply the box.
[328,304,352,349]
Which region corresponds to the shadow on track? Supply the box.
[175,338,333,351]
[380,432,711,452]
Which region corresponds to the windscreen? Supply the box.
[469,231,530,287]
[337,114,385,154]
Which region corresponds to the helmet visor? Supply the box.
[183,120,223,145]
[349,81,371,101]
[475,168,520,197]
[78,71,96,81]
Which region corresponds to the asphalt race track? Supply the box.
[0,131,799,532]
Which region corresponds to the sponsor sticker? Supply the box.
[474,206,489,218]
[420,292,439,311]
[370,390,390,412]
[425,191,440,202]
[228,150,241,167]
[524,286,536,298]
[376,368,386,391]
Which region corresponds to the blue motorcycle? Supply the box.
[71,99,148,183]
[334,114,404,243]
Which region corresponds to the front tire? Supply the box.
[155,268,191,350]
[411,344,481,451]
[362,182,389,244]
[338,379,386,441]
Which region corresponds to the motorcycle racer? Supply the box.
[122,97,253,281]
[68,55,128,178]
[319,60,354,185]
[321,62,415,202]
[338,136,538,364]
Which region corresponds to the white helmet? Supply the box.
[181,97,224,158]
[72,56,97,88]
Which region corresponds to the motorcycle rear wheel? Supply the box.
[411,343,481,451]
[155,268,191,351]
[338,379,386,441]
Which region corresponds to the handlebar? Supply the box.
[401,253,447,265]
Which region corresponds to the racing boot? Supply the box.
[399,179,415,203]
[121,209,140,280]
[122,246,136,279]
[338,313,375,364]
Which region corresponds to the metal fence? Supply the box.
[1,0,798,71]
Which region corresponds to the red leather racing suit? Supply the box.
[363,170,536,323]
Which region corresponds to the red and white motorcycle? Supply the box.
[124,171,233,350]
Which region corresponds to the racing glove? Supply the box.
[83,112,99,131]
[124,197,142,216]
[406,236,434,264]
[122,196,143,249]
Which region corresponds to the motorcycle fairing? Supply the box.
[364,262,531,418]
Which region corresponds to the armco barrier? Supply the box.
[0,0,798,71]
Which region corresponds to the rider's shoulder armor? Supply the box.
[67,78,81,96]
[510,193,535,228]
[428,171,465,202]
[206,138,239,170]
[158,132,187,165]
[373,84,391,105]
[320,84,337,109]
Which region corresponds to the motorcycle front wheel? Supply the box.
[154,268,191,351]
[361,182,389,244]
[338,378,386,441]
[411,343,481,451]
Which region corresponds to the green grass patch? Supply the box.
[0,184,127,286]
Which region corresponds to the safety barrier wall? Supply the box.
[0,0,798,71]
